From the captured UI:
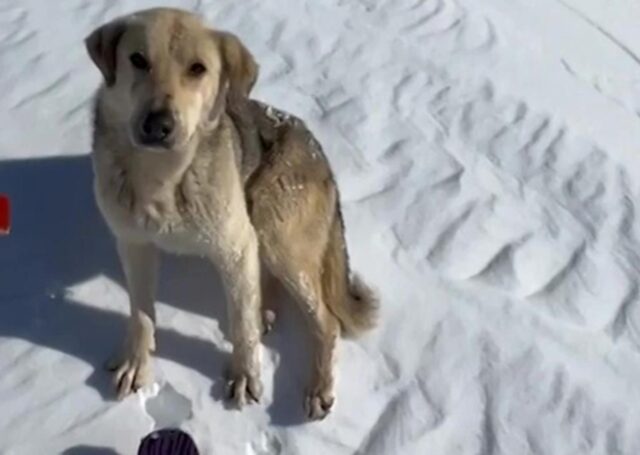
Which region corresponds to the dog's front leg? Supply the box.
[109,239,159,399]
[213,223,263,407]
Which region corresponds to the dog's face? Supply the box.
[85,8,257,150]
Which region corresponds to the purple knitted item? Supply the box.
[137,429,199,455]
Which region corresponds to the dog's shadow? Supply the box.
[0,154,311,426]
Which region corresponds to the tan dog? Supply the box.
[85,7,377,420]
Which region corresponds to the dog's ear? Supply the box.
[85,19,127,87]
[214,31,258,98]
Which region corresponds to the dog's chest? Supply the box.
[94,175,220,257]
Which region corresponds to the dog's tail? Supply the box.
[321,206,378,338]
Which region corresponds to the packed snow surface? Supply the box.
[2,0,640,453]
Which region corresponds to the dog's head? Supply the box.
[85,8,258,150]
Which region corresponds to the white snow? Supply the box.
[2,0,640,453]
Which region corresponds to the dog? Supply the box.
[85,7,377,420]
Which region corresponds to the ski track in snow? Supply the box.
[2,0,640,453]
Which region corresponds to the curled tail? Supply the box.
[321,207,379,338]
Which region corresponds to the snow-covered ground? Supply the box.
[2,0,640,453]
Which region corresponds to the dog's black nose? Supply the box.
[139,109,175,145]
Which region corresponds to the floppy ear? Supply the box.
[85,19,127,86]
[214,31,259,98]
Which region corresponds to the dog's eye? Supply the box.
[188,62,206,77]
[129,52,150,72]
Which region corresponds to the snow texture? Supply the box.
[2,0,640,453]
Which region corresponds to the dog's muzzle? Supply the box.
[137,108,176,148]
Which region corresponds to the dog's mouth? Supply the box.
[131,134,176,151]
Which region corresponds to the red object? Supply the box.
[0,194,10,235]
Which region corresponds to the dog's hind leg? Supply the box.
[260,246,340,420]
[304,293,340,420]
[247,132,341,418]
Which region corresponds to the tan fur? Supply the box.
[85,8,377,419]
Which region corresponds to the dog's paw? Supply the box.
[107,351,153,400]
[227,371,263,408]
[262,309,277,335]
[305,386,335,420]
